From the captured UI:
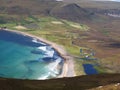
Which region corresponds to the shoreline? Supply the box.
[3,29,76,78]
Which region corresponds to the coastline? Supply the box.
[3,29,76,78]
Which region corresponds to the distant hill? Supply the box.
[0,0,97,22]
[63,0,120,9]
[0,0,119,23]
[0,0,60,15]
[50,3,95,22]
[0,0,119,20]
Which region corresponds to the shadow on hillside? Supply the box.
[0,74,120,90]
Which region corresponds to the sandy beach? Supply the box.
[3,29,76,78]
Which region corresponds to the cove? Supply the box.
[0,30,63,80]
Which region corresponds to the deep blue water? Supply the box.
[0,30,63,80]
[83,64,98,75]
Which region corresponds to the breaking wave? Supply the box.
[32,38,46,45]
[38,58,62,80]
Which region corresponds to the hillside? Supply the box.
[63,0,120,9]
[0,0,98,22]
[63,0,120,18]
[50,3,95,22]
[0,0,120,21]
[0,74,120,90]
[0,0,60,15]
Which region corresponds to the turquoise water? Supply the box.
[0,30,63,80]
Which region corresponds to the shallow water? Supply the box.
[83,64,98,75]
[0,30,63,80]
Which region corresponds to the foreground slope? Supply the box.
[0,74,120,90]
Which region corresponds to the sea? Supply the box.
[0,30,63,80]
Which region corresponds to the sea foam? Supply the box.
[32,38,46,45]
[47,58,62,74]
[38,58,62,80]
[37,46,47,51]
